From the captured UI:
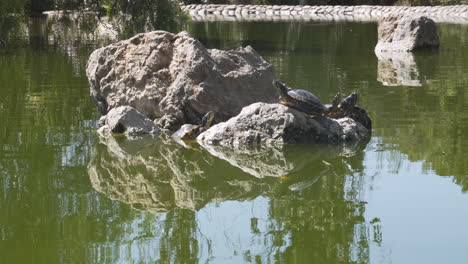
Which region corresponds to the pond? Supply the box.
[0,20,467,264]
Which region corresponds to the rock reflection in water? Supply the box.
[200,140,367,179]
[376,51,424,87]
[89,134,369,212]
[88,136,279,213]
[87,135,374,263]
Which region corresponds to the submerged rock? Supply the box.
[197,103,370,148]
[86,30,276,130]
[375,14,439,52]
[97,106,159,137]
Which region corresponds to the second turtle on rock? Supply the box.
[172,111,216,141]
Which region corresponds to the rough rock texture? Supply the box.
[97,106,159,136]
[375,14,439,52]
[197,103,370,147]
[86,30,276,130]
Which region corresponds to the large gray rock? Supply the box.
[197,103,370,148]
[375,14,439,52]
[86,30,276,130]
[97,106,159,136]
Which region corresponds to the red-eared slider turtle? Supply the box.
[273,80,326,116]
[274,80,371,130]
[348,105,372,130]
[325,93,357,118]
[172,111,215,141]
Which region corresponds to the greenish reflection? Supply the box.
[89,136,278,213]
[88,135,372,263]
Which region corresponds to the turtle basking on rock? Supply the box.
[273,80,371,130]
[324,93,372,130]
[273,80,326,116]
[172,111,215,141]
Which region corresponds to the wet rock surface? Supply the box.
[86,30,276,131]
[97,106,159,136]
[197,103,370,148]
[375,14,439,52]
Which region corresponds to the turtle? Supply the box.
[324,92,358,118]
[348,105,372,130]
[273,80,326,116]
[325,93,372,130]
[273,80,371,130]
[172,111,215,141]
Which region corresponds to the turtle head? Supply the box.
[201,111,215,129]
[331,93,341,107]
[339,93,358,109]
[273,80,290,100]
[348,93,358,105]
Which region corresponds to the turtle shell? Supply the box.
[349,105,372,130]
[172,124,199,140]
[288,89,323,107]
[274,80,325,115]
[284,89,326,115]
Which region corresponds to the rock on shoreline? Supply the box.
[375,14,439,52]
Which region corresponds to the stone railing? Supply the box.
[181,4,468,24]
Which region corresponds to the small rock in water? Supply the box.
[97,106,159,137]
[375,14,439,52]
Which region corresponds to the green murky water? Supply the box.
[1,21,468,264]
